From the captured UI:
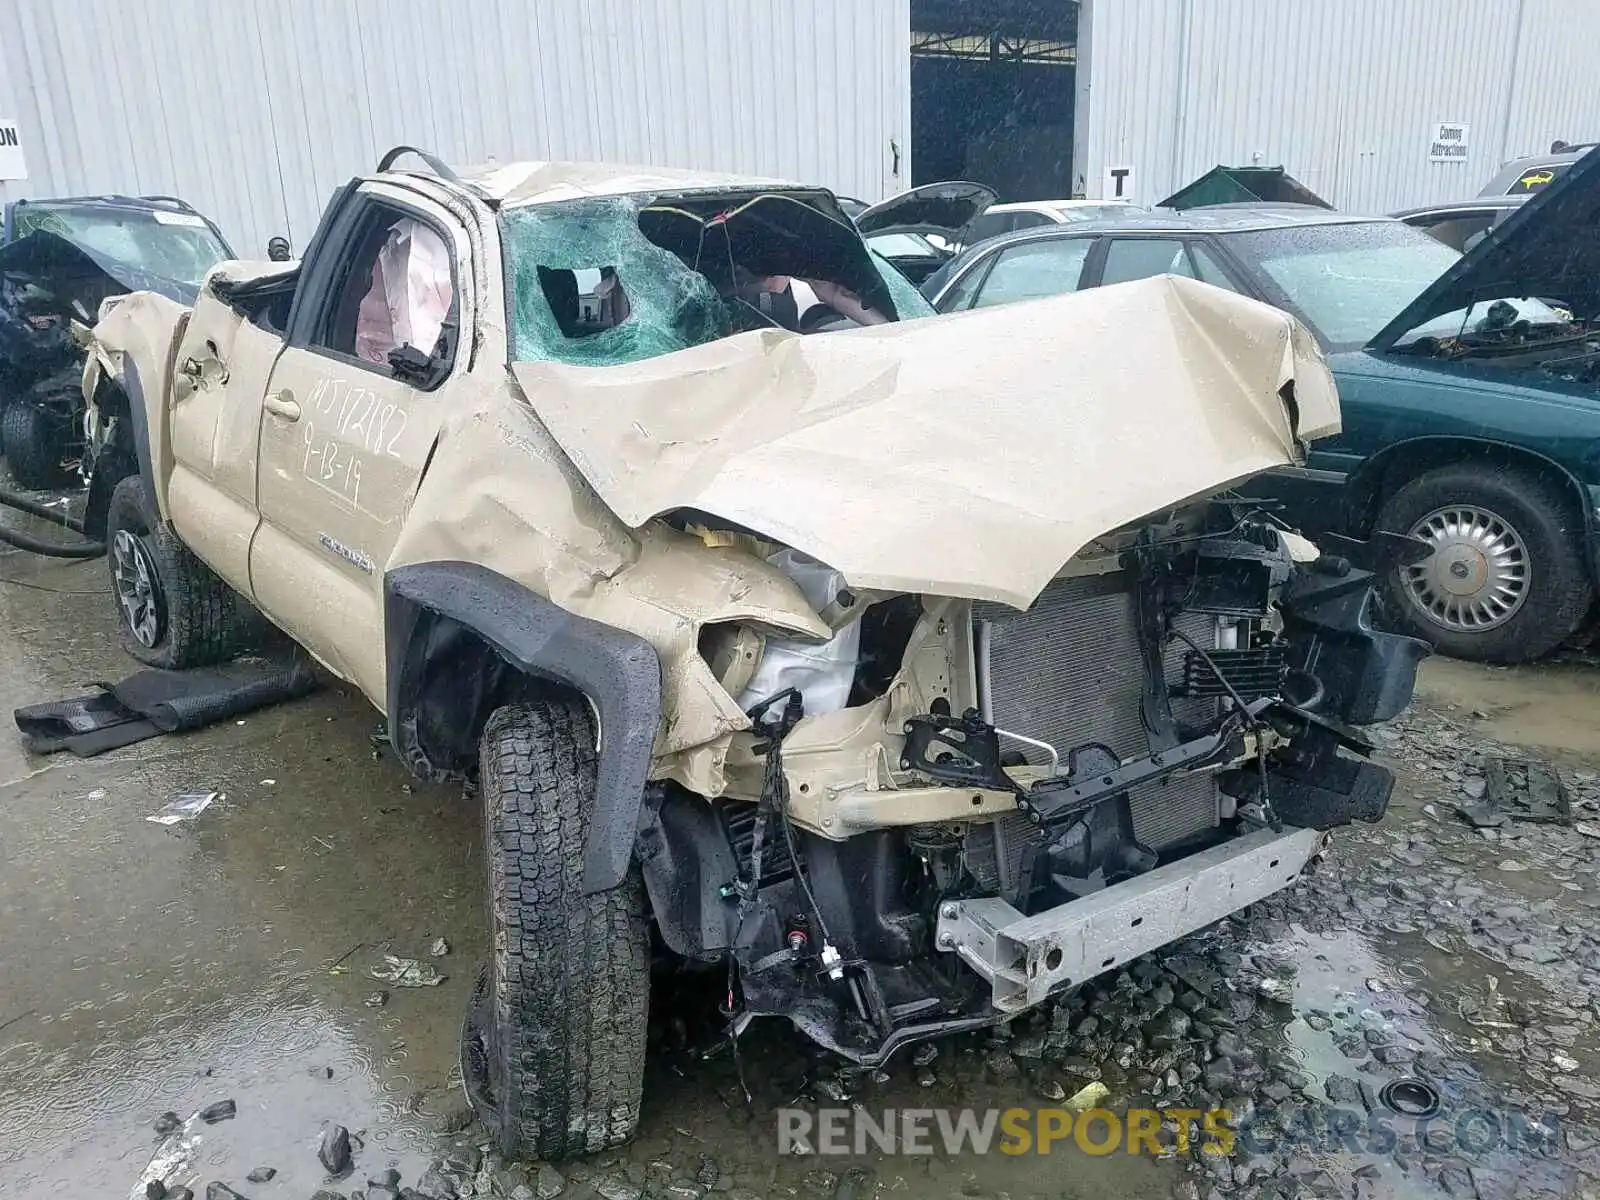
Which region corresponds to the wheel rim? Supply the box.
[1400,503,1530,632]
[111,529,166,648]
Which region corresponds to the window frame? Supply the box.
[1096,236,1199,287]
[1185,240,1248,291]
[966,233,1098,310]
[1400,209,1502,253]
[283,186,467,391]
[932,244,1004,312]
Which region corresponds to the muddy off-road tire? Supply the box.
[106,476,251,669]
[475,700,650,1160]
[2,402,70,490]
[1376,463,1591,663]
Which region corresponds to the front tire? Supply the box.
[471,700,650,1160]
[1376,463,1591,663]
[2,402,69,490]
[106,476,250,668]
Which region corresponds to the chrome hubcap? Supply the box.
[1400,504,1529,632]
[111,529,165,648]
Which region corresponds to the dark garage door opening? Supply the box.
[910,0,1077,202]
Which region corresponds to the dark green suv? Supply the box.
[924,151,1600,663]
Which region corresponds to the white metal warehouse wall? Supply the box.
[0,0,911,253]
[1076,0,1600,213]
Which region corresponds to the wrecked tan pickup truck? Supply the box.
[79,148,1430,1160]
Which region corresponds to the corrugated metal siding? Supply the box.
[1500,0,1598,162]
[0,0,910,252]
[1078,0,1600,214]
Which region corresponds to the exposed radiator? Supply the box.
[973,572,1220,852]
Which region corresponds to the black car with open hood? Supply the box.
[0,194,232,487]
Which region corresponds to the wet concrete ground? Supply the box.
[4,528,1600,1199]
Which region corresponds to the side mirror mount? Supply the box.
[387,316,457,389]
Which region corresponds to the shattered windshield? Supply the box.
[1229,221,1567,351]
[503,192,930,367]
[11,203,231,287]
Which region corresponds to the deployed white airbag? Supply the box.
[736,549,861,718]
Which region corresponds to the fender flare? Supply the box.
[118,353,157,492]
[385,562,663,894]
[83,351,155,534]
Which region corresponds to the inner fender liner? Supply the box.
[385,562,663,894]
[1223,753,1394,829]
[108,354,157,504]
[1280,534,1432,725]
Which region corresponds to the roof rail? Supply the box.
[138,194,201,210]
[377,146,466,185]
[13,192,199,210]
[375,146,496,208]
[1551,140,1599,154]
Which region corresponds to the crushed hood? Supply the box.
[1,231,194,381]
[511,274,1338,611]
[854,181,997,238]
[0,229,204,307]
[1371,144,1600,347]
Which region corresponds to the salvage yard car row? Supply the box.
[923,145,1600,665]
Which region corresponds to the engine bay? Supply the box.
[635,504,1434,1060]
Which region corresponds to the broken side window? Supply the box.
[871,250,936,321]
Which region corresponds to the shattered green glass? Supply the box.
[871,250,936,320]
[502,194,933,367]
[503,196,728,367]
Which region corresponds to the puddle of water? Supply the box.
[0,586,483,1196]
[1252,920,1573,1200]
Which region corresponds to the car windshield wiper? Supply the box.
[1434,325,1590,359]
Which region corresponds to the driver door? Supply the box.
[249,185,470,701]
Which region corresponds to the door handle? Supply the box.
[264,391,301,421]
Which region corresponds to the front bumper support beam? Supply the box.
[935,826,1327,1014]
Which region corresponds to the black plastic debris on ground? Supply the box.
[1456,756,1570,827]
[13,655,319,756]
[1488,757,1571,824]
